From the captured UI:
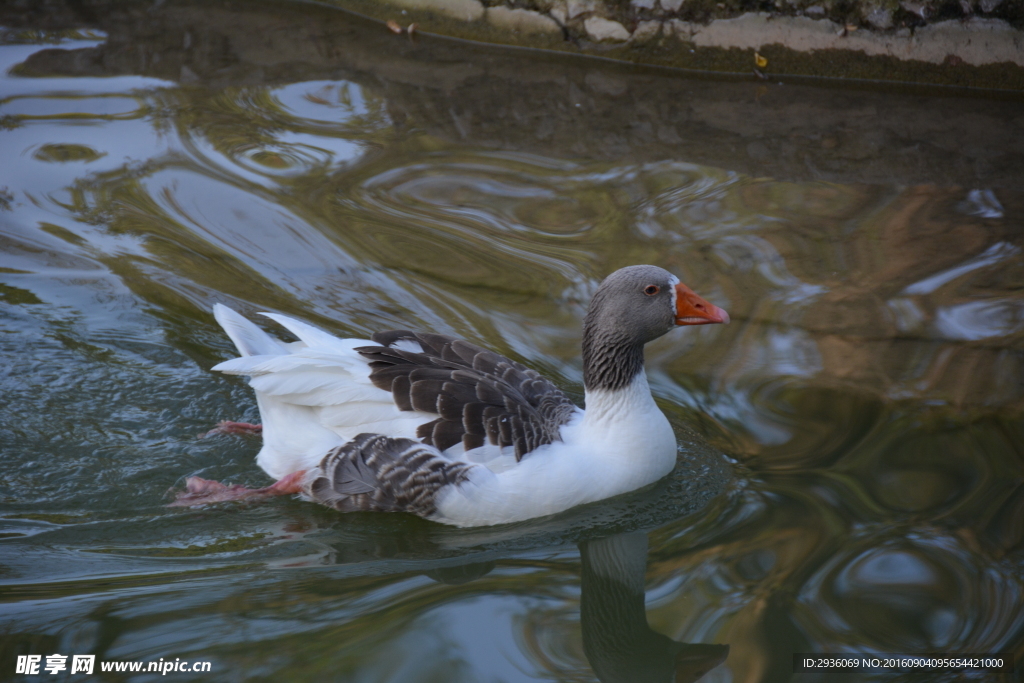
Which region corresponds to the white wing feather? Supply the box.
[259,312,365,353]
[213,304,287,357]
[213,351,353,376]
[249,371,382,404]
[212,307,436,479]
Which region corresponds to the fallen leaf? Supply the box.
[386,19,403,34]
[754,52,768,68]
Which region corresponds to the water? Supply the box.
[1,2,1023,681]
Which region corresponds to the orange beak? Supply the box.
[674,283,730,325]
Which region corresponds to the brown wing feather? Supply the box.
[356,331,577,461]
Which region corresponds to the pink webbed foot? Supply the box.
[168,470,307,507]
[199,421,263,438]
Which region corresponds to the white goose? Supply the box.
[172,265,729,527]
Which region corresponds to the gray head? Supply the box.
[582,265,729,391]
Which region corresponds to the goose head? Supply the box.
[582,265,729,392]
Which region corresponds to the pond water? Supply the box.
[1,2,1023,681]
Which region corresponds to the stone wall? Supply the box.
[330,0,1024,89]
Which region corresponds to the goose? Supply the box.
[171,265,729,526]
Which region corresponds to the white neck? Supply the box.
[582,371,661,425]
[572,370,677,478]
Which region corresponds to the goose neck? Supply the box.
[582,328,646,393]
[582,372,659,424]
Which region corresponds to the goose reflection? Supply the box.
[580,532,728,683]
[427,531,729,682]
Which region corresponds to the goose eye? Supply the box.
[644,285,660,296]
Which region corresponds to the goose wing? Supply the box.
[306,433,477,516]
[357,330,578,461]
